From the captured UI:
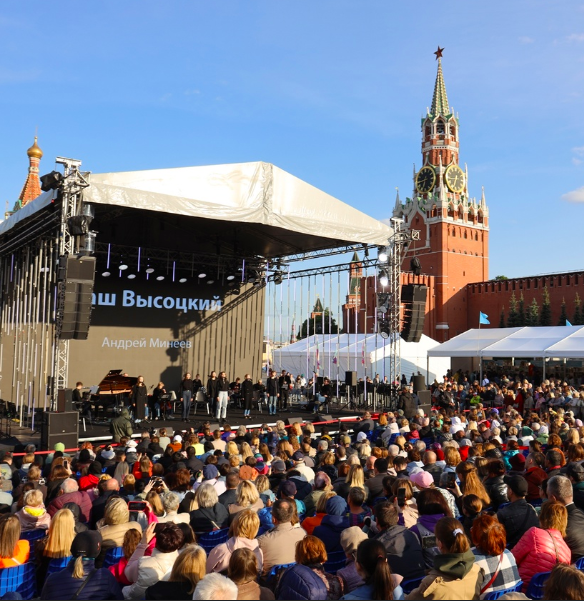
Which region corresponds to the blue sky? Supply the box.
[1,0,584,286]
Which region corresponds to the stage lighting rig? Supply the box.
[40,170,63,192]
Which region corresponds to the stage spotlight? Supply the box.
[145,264,155,274]
[156,275,165,281]
[102,271,111,277]
[377,293,389,313]
[273,272,283,285]
[127,274,136,279]
[410,256,422,276]
[379,318,390,339]
[67,215,90,236]
[179,277,187,283]
[226,274,235,281]
[198,272,206,279]
[207,279,215,284]
[379,270,389,287]
[378,248,388,263]
[40,170,63,192]
[119,261,128,271]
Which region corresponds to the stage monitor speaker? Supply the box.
[41,411,79,452]
[314,414,333,422]
[345,371,357,387]
[412,375,426,393]
[57,388,74,412]
[207,423,220,432]
[60,256,96,341]
[286,417,304,426]
[401,284,428,343]
[417,390,432,416]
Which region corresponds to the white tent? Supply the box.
[273,333,450,383]
[428,325,584,359]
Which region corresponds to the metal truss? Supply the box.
[270,258,379,281]
[282,243,378,263]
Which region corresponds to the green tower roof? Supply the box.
[430,58,449,117]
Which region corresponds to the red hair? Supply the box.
[470,513,506,555]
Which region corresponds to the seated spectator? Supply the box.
[218,471,240,508]
[192,464,227,496]
[35,508,76,586]
[256,474,276,506]
[392,478,418,528]
[512,500,572,593]
[543,563,584,601]
[340,538,403,601]
[566,462,584,511]
[228,481,264,522]
[304,472,332,517]
[47,478,92,522]
[372,501,425,581]
[523,452,547,501]
[294,535,343,600]
[460,494,483,538]
[483,459,509,510]
[40,530,122,600]
[15,488,51,532]
[313,496,350,554]
[192,573,238,601]
[547,474,584,562]
[276,563,328,600]
[123,522,184,599]
[46,464,72,504]
[278,479,306,517]
[422,451,442,486]
[79,461,103,491]
[157,491,190,524]
[0,514,29,568]
[97,497,141,562]
[90,477,122,528]
[227,548,275,600]
[108,528,142,587]
[145,543,206,600]
[346,487,371,527]
[471,514,521,598]
[12,465,47,502]
[336,527,368,594]
[189,482,229,533]
[406,517,483,600]
[497,475,539,548]
[455,461,491,509]
[207,509,263,574]
[257,499,306,577]
[301,491,336,536]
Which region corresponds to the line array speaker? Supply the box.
[40,411,79,452]
[60,255,96,340]
[401,284,427,343]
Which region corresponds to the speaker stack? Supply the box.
[401,284,428,343]
[417,389,433,416]
[41,411,79,452]
[345,371,357,387]
[57,388,74,412]
[59,255,96,340]
[412,375,426,393]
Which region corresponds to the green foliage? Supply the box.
[499,306,506,328]
[494,275,508,281]
[540,286,552,326]
[517,292,526,327]
[298,309,339,339]
[558,298,568,326]
[507,292,519,327]
[574,293,582,326]
[526,298,540,326]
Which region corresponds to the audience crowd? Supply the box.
[1,373,584,599]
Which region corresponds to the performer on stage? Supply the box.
[151,381,166,420]
[131,376,148,421]
[266,370,279,416]
[217,371,230,422]
[241,374,254,420]
[179,373,194,422]
[278,369,292,411]
[206,371,218,416]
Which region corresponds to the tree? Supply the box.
[507,292,519,327]
[540,286,552,326]
[574,293,582,326]
[526,298,540,326]
[495,275,508,281]
[518,292,526,327]
[558,297,568,326]
[499,306,506,328]
[298,309,339,339]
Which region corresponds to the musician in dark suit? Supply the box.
[131,375,148,421]
[278,370,292,411]
[241,374,254,420]
[151,382,166,420]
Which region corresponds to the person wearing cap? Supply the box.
[373,500,425,582]
[277,479,306,517]
[291,450,315,485]
[268,459,287,493]
[567,462,584,511]
[110,408,133,443]
[40,530,123,600]
[335,526,369,593]
[193,464,227,496]
[497,475,539,548]
[507,451,526,477]
[313,496,349,553]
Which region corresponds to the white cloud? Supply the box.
[573,145,584,156]
[567,33,584,42]
[573,157,583,166]
[518,36,534,44]
[562,186,584,202]
[184,89,201,96]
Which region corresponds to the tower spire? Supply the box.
[15,136,43,211]
[430,48,449,117]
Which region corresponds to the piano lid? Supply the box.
[96,370,138,395]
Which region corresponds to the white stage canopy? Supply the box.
[273,333,450,383]
[428,326,584,359]
[85,162,392,247]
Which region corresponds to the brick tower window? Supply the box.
[450,123,456,139]
[436,120,445,135]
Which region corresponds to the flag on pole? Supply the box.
[332,344,338,364]
[479,311,490,325]
[566,319,573,326]
[316,347,320,372]
[361,340,366,365]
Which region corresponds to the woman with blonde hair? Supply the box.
[338,464,368,500]
[291,422,303,438]
[302,491,336,535]
[228,480,264,521]
[145,543,206,599]
[240,442,254,463]
[108,528,141,586]
[454,461,491,509]
[16,488,51,532]
[207,509,263,574]
[145,491,166,518]
[46,464,71,503]
[258,443,273,465]
[189,483,229,533]
[121,473,136,499]
[443,446,462,472]
[225,441,240,463]
[228,548,275,601]
[36,508,75,582]
[97,496,141,559]
[0,515,29,569]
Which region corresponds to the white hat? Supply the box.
[173,435,183,443]
[356,432,368,442]
[101,449,115,460]
[126,440,138,449]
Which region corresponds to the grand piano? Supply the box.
[89,370,138,418]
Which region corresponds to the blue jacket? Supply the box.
[276,564,328,600]
[313,514,350,553]
[41,559,123,600]
[341,582,404,600]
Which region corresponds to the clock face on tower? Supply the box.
[445,164,465,193]
[415,166,436,193]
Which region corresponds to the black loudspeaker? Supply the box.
[207,423,220,432]
[345,371,357,387]
[41,411,79,452]
[286,417,304,426]
[412,375,426,393]
[417,390,432,416]
[57,388,74,412]
[401,284,427,343]
[314,414,333,422]
[60,255,96,341]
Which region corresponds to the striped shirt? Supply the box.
[473,548,521,599]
